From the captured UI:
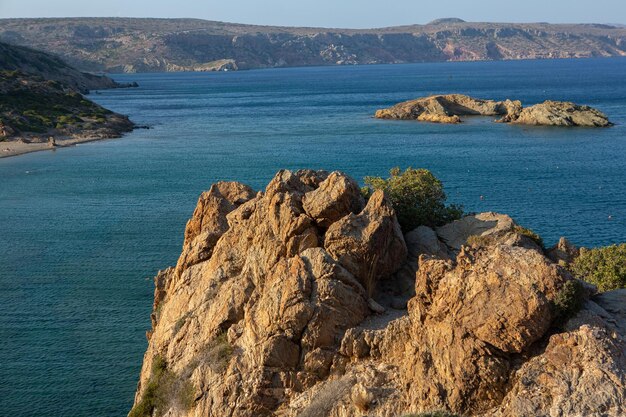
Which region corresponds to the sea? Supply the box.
[1,58,625,416]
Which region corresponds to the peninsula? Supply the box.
[0,42,136,158]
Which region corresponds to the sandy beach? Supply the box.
[0,136,123,159]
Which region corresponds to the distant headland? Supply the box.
[0,17,624,73]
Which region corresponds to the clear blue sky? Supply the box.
[0,0,624,28]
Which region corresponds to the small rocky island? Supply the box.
[375,94,612,127]
[130,168,625,417]
[0,41,136,158]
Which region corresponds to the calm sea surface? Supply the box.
[1,58,625,416]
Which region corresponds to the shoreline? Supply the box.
[0,134,127,159]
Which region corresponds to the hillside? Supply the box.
[0,18,624,73]
[0,70,133,149]
[0,42,136,157]
[0,41,127,92]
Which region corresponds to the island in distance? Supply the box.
[375,94,613,127]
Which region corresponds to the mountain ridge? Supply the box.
[1,17,624,73]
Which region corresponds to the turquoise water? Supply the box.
[1,58,625,416]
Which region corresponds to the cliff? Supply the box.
[131,170,626,417]
[0,18,624,73]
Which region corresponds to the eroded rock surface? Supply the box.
[132,170,625,417]
[376,95,611,126]
[374,94,521,123]
[511,100,612,127]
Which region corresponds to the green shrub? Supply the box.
[570,244,626,292]
[128,355,196,417]
[552,280,585,324]
[513,225,544,249]
[205,332,233,372]
[363,167,463,232]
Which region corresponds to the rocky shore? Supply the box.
[130,169,625,417]
[375,94,613,127]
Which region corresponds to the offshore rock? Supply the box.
[510,100,612,127]
[376,95,611,126]
[374,94,521,123]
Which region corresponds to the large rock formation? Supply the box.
[375,95,612,127]
[509,100,612,127]
[131,170,625,417]
[374,94,522,124]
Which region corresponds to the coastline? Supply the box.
[0,134,129,159]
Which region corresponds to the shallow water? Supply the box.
[1,58,625,416]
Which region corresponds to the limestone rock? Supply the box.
[324,190,408,287]
[375,94,519,123]
[131,170,402,417]
[435,212,515,250]
[376,95,611,127]
[302,171,364,228]
[399,245,572,414]
[510,100,612,127]
[547,236,580,265]
[132,170,625,417]
[488,297,626,417]
[175,181,255,276]
[406,225,452,260]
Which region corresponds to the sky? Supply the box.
[0,0,624,28]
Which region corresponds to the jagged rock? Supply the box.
[398,244,571,414]
[175,181,256,276]
[376,95,611,127]
[132,170,399,417]
[132,170,626,417]
[489,293,626,417]
[435,212,515,250]
[417,113,462,124]
[510,100,612,127]
[375,94,521,123]
[547,236,580,265]
[324,190,408,287]
[302,171,364,228]
[406,226,452,260]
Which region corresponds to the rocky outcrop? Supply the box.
[547,236,580,265]
[509,100,612,127]
[175,182,256,276]
[374,94,522,123]
[131,170,626,417]
[376,95,611,126]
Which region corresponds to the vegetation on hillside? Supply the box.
[362,167,463,232]
[128,355,195,417]
[0,69,131,140]
[570,244,626,292]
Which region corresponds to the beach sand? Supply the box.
[0,136,120,159]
